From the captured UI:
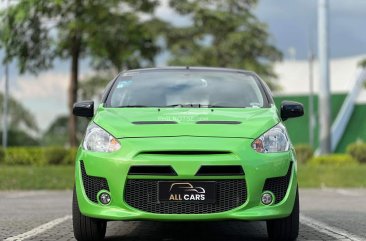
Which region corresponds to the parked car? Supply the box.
[72,67,303,241]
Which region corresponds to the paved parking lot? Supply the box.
[1,189,365,241]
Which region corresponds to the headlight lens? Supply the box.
[83,123,121,152]
[252,123,290,153]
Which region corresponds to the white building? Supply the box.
[273,55,366,103]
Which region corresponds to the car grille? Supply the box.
[124,179,247,214]
[263,162,293,204]
[80,161,110,203]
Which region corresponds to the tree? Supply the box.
[42,115,89,146]
[0,0,161,147]
[359,59,366,68]
[80,15,166,101]
[168,0,282,89]
[0,92,38,132]
[0,92,40,146]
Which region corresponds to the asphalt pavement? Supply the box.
[1,189,365,241]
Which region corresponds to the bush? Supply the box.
[43,147,69,165]
[2,147,77,166]
[5,147,46,166]
[0,148,5,164]
[295,144,314,164]
[308,154,358,166]
[62,147,78,165]
[347,141,366,164]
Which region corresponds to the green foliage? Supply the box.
[42,116,69,146]
[3,164,366,190]
[88,17,164,71]
[308,154,358,166]
[0,92,39,132]
[0,92,40,146]
[43,147,69,165]
[5,147,46,165]
[347,141,366,164]
[294,144,314,164]
[2,147,77,166]
[0,0,162,73]
[62,147,78,165]
[167,0,282,89]
[0,148,5,164]
[42,115,89,146]
[0,0,164,146]
[79,73,114,100]
[0,130,40,146]
[359,59,366,68]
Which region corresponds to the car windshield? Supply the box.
[106,69,267,108]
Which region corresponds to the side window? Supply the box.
[259,77,274,105]
[101,77,118,104]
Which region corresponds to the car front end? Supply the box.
[72,67,303,241]
[75,121,297,222]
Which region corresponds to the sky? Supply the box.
[1,0,366,131]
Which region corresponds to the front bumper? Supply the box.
[75,136,298,221]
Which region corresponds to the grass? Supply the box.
[0,165,74,190]
[0,164,366,190]
[298,164,366,188]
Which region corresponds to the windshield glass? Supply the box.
[106,70,267,108]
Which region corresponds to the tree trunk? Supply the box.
[68,33,81,147]
[68,0,83,147]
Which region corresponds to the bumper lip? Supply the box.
[75,160,297,221]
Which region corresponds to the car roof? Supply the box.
[122,66,255,75]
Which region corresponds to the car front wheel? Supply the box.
[266,187,299,241]
[72,187,107,241]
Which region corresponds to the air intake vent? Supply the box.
[196,165,244,176]
[124,179,247,214]
[263,162,293,204]
[196,121,241,124]
[128,166,177,176]
[139,150,231,155]
[80,161,109,203]
[132,121,177,125]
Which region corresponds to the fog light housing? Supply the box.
[98,192,111,205]
[261,192,274,205]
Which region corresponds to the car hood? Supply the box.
[93,106,280,139]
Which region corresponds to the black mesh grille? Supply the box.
[80,161,109,203]
[124,179,247,214]
[263,162,293,204]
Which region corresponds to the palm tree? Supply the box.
[0,92,39,146]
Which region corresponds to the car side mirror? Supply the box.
[281,101,304,121]
[73,101,94,118]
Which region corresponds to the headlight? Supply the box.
[83,123,121,152]
[252,123,290,153]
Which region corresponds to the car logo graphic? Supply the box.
[169,183,206,194]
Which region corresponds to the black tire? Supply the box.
[266,187,299,241]
[72,186,107,241]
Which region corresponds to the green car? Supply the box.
[72,67,304,241]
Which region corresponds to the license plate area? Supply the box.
[158,181,216,203]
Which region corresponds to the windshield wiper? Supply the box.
[162,104,243,108]
[117,105,151,108]
[118,104,246,108]
[164,104,185,108]
[164,104,205,108]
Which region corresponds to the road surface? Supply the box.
[1,189,365,241]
